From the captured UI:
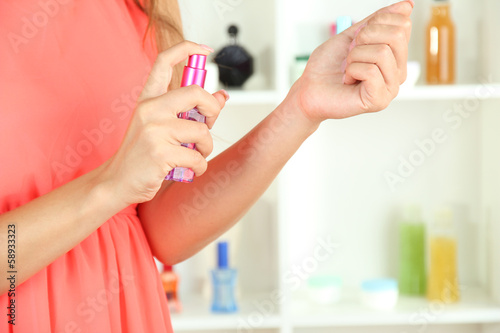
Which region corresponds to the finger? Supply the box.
[354,25,408,83]
[368,13,412,41]
[143,85,223,127]
[207,89,230,128]
[139,41,214,102]
[345,44,399,93]
[164,145,208,177]
[343,0,414,39]
[344,62,392,112]
[166,119,214,158]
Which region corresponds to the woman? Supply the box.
[0,0,413,331]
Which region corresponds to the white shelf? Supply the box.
[171,288,500,330]
[171,294,282,331]
[290,288,500,328]
[397,84,500,101]
[222,85,500,107]
[176,1,500,332]
[225,90,281,106]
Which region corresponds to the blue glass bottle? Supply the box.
[211,241,238,313]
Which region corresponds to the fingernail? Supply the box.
[221,89,230,101]
[340,59,347,73]
[407,0,415,8]
[199,44,214,52]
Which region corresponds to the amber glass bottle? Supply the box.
[426,0,456,84]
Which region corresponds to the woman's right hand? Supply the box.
[99,41,229,206]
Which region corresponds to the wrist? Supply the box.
[280,79,322,136]
[86,161,129,214]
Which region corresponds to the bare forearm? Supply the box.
[140,0,414,264]
[138,89,319,264]
[0,164,124,294]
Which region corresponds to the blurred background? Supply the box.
[156,1,500,332]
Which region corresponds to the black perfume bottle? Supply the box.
[214,25,254,88]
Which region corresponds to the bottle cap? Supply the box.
[336,16,352,34]
[187,54,207,70]
[434,207,454,229]
[182,54,207,88]
[295,55,310,62]
[361,278,398,292]
[308,275,342,288]
[217,241,229,269]
[330,23,338,36]
[228,25,238,37]
[404,204,422,223]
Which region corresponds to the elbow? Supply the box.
[149,235,209,266]
[152,248,187,267]
[148,237,191,266]
[149,235,211,266]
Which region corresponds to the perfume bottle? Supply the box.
[211,241,238,313]
[160,265,182,313]
[165,54,207,183]
[426,0,456,84]
[427,207,460,303]
[398,205,427,296]
[214,25,254,88]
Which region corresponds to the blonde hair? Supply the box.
[134,0,185,89]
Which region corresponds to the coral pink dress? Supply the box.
[0,1,173,332]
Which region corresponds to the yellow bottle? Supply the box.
[427,208,460,303]
[426,0,456,84]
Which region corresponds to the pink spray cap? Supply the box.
[181,54,207,88]
[188,54,207,69]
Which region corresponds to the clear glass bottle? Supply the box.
[427,207,460,303]
[211,241,238,313]
[426,0,456,84]
[398,205,427,296]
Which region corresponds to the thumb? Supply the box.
[343,0,414,39]
[138,41,214,102]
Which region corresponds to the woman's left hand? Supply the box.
[290,0,413,124]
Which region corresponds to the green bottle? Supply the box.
[398,205,427,296]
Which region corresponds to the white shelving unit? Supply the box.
[168,0,500,332]
[225,84,500,105]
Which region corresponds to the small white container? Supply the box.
[360,279,399,310]
[307,275,342,305]
[401,61,421,89]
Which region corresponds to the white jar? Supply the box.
[360,279,399,310]
[307,275,342,305]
